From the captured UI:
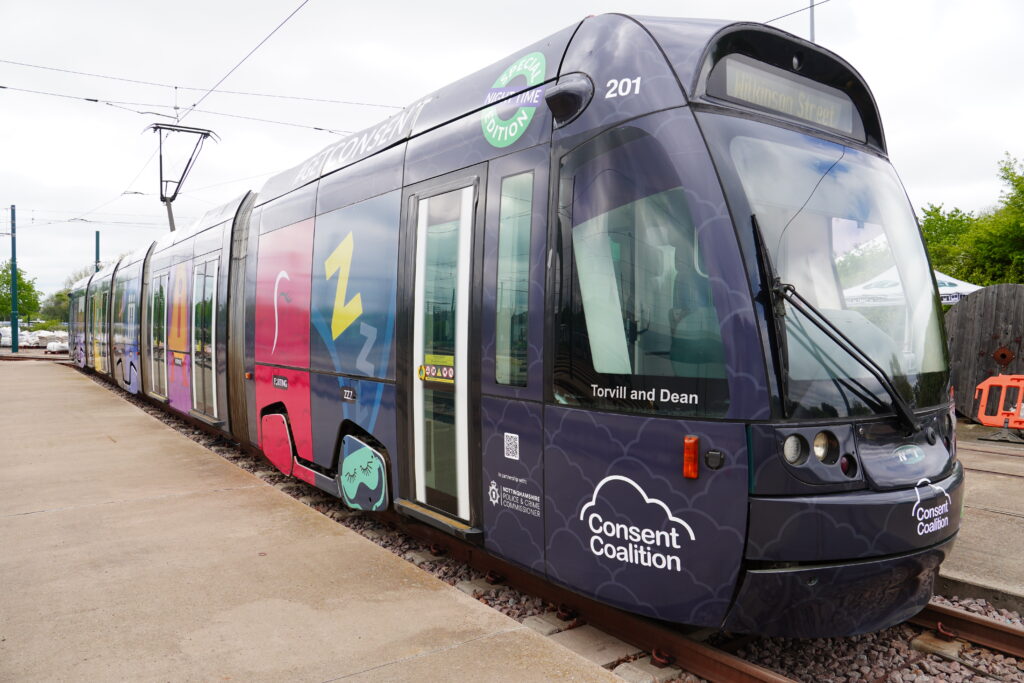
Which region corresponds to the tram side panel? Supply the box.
[111,259,144,394]
[87,267,116,376]
[253,204,315,479]
[69,277,91,367]
[308,165,404,507]
[477,146,550,572]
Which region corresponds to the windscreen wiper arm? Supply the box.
[751,214,791,414]
[773,282,922,435]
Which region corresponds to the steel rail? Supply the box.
[957,442,1024,458]
[910,602,1024,659]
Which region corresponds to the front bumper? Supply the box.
[721,535,956,637]
[746,462,964,562]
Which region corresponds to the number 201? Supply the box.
[605,77,641,98]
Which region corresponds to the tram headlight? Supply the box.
[813,431,839,464]
[782,435,808,465]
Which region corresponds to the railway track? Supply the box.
[957,441,1024,459]
[0,352,70,362]
[910,602,1024,659]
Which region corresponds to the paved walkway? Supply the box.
[940,433,1024,611]
[0,361,614,682]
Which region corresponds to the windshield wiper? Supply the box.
[773,282,922,435]
[751,213,920,434]
[751,214,790,413]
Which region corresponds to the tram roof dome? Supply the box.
[255,14,880,204]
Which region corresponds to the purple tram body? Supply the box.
[69,15,961,638]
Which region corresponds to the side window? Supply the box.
[151,274,167,397]
[191,259,218,416]
[554,125,729,416]
[495,172,533,386]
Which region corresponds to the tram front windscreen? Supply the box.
[701,114,949,419]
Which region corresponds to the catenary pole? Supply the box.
[10,204,17,353]
[95,230,100,271]
[809,0,815,42]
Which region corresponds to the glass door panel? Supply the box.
[151,274,167,397]
[190,260,218,417]
[412,186,474,520]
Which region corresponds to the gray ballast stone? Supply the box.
[522,611,571,636]
[549,625,642,668]
[612,656,683,683]
[405,549,444,567]
[455,578,493,597]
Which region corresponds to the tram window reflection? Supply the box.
[567,130,726,381]
[495,172,532,387]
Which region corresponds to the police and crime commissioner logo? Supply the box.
[481,52,546,148]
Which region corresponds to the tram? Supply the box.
[70,14,962,637]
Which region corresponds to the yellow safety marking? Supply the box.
[325,233,363,340]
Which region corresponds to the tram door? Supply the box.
[408,179,479,525]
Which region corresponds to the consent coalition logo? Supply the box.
[481,52,546,148]
[912,478,952,536]
[579,475,695,572]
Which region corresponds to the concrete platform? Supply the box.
[0,348,68,360]
[0,362,616,682]
[940,437,1024,612]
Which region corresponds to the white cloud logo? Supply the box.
[579,475,695,572]
[912,478,952,536]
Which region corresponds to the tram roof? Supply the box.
[256,14,880,204]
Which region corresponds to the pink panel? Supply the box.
[255,220,314,369]
[255,365,313,467]
[292,461,316,485]
[260,413,294,475]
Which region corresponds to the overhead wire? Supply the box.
[189,107,350,134]
[0,83,349,133]
[765,0,833,24]
[0,57,401,109]
[179,0,313,122]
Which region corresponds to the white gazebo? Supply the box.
[842,267,981,307]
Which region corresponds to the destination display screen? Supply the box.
[709,54,857,135]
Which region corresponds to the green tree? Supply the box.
[958,155,1024,286]
[919,204,975,277]
[920,154,1024,286]
[40,289,71,322]
[0,260,41,321]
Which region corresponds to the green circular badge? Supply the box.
[481,52,546,148]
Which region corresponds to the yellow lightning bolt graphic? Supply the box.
[325,233,363,340]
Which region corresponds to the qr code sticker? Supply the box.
[503,432,520,460]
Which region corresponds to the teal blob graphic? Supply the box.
[340,445,387,511]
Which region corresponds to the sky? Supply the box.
[1,0,1021,297]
